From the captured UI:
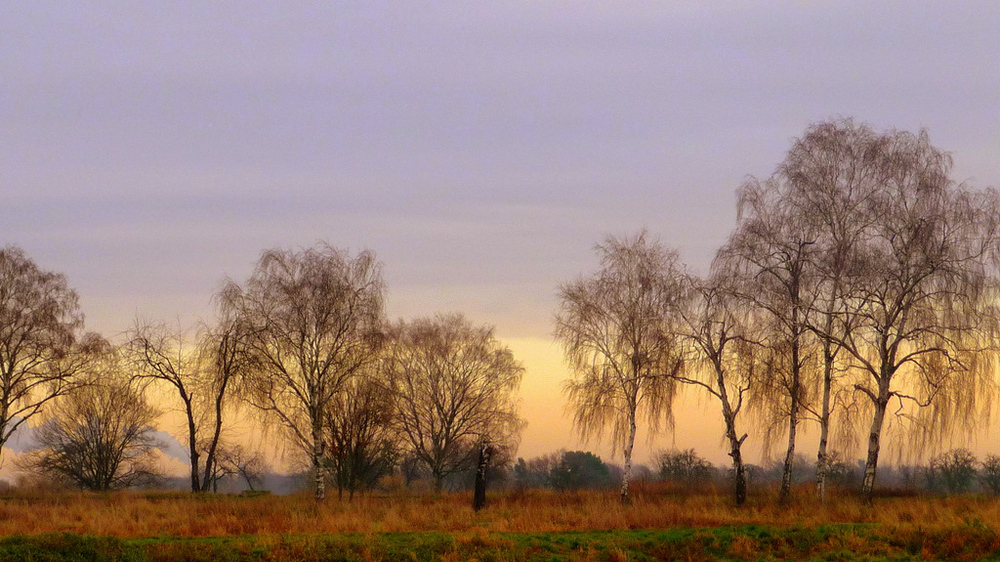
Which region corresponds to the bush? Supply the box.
[824,451,859,487]
[550,451,613,491]
[658,449,716,484]
[927,448,978,494]
[979,454,1000,495]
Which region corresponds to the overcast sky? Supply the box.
[4,2,999,339]
[4,3,1000,462]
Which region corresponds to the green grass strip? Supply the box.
[2,523,998,561]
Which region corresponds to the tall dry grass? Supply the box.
[0,483,997,538]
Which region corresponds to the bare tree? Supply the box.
[657,448,716,485]
[720,174,819,504]
[386,313,524,492]
[27,341,161,491]
[677,272,758,505]
[555,231,686,504]
[199,313,254,487]
[778,119,879,502]
[218,244,385,501]
[809,127,1000,503]
[212,443,267,492]
[127,321,203,492]
[0,246,87,467]
[125,315,246,492]
[927,448,978,494]
[326,371,399,499]
[720,121,1000,504]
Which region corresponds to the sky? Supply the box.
[3,2,1000,467]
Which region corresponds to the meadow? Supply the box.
[2,485,1000,560]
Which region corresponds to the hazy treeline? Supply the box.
[502,447,1000,497]
[500,446,1000,498]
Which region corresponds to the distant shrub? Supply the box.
[511,452,560,489]
[550,451,613,491]
[927,448,977,494]
[824,451,859,487]
[979,454,1000,495]
[658,449,716,484]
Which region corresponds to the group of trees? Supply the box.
[0,245,524,499]
[556,119,1000,505]
[5,118,998,507]
[511,450,616,491]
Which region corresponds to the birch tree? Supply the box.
[779,119,878,501]
[218,244,385,501]
[816,128,1000,503]
[720,180,817,504]
[677,272,758,505]
[555,231,686,504]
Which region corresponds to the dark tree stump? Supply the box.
[473,441,494,511]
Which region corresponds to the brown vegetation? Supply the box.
[1,486,1000,539]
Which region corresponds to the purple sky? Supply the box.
[4,3,999,341]
[3,3,999,335]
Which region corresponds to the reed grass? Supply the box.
[0,482,998,539]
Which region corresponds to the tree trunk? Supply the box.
[200,377,229,492]
[731,440,747,506]
[715,361,747,506]
[816,278,840,504]
[816,347,834,503]
[0,403,11,466]
[779,330,802,504]
[620,408,637,505]
[312,420,326,502]
[722,406,747,505]
[183,397,201,493]
[861,391,890,505]
[473,441,493,511]
[779,377,799,504]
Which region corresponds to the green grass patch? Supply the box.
[2,523,999,561]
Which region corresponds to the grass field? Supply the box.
[2,485,1000,560]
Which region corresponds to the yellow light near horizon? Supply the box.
[504,336,733,467]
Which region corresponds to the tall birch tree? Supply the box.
[720,180,817,504]
[779,119,878,501]
[677,272,758,505]
[218,244,385,501]
[555,231,685,504]
[812,128,1000,503]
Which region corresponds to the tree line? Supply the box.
[3,118,998,505]
[0,245,523,500]
[555,118,1000,506]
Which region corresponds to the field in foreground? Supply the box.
[2,488,1000,560]
[2,525,1000,561]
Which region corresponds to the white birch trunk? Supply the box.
[620,409,636,505]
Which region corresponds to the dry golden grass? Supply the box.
[0,482,998,539]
